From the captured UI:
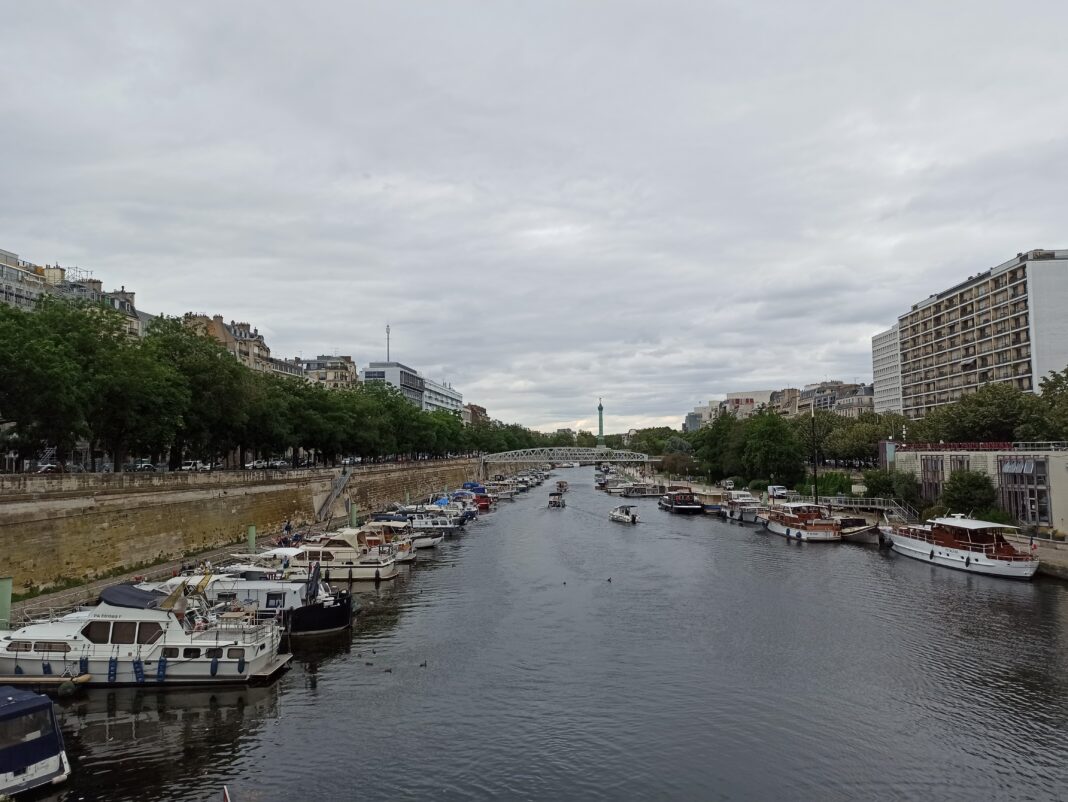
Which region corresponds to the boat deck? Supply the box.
[250,654,292,683]
[0,672,91,688]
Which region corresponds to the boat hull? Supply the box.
[889,534,1039,579]
[726,507,759,523]
[412,534,444,549]
[0,749,70,796]
[839,525,880,545]
[288,596,354,636]
[766,519,840,542]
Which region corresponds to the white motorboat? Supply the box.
[0,686,71,796]
[548,491,566,508]
[887,514,1039,579]
[725,490,761,523]
[357,520,417,563]
[284,531,399,581]
[609,505,639,524]
[0,584,286,686]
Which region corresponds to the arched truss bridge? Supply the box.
[481,447,650,470]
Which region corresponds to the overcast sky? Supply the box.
[3,2,1067,432]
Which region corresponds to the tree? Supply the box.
[742,410,805,487]
[940,470,997,515]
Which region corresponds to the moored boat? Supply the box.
[887,514,1039,579]
[763,502,841,541]
[0,584,286,686]
[0,686,71,796]
[657,487,703,514]
[141,567,354,637]
[725,490,761,523]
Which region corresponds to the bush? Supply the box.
[941,470,998,515]
[727,475,747,488]
[921,504,948,521]
[748,479,769,493]
[976,508,1015,525]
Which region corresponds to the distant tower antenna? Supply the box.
[386,324,391,361]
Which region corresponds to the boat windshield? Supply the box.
[0,706,63,769]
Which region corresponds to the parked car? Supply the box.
[268,458,289,469]
[722,479,735,490]
[134,462,157,472]
[35,464,61,474]
[178,460,210,472]
[768,485,788,499]
[244,459,268,469]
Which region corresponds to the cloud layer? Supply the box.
[3,1,1067,431]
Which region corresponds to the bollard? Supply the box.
[0,576,12,631]
[247,525,257,554]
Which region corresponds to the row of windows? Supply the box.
[80,620,164,645]
[5,640,245,660]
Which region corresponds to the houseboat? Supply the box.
[658,488,704,514]
[762,502,842,541]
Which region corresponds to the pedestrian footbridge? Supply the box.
[481,447,649,475]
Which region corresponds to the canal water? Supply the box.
[40,468,1068,801]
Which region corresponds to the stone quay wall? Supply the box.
[0,459,479,594]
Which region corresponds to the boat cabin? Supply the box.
[548,492,566,508]
[0,686,70,796]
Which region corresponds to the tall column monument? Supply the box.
[597,398,606,449]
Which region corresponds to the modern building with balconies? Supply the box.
[872,324,902,414]
[894,249,1068,419]
[360,361,426,406]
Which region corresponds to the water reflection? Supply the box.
[37,470,1068,800]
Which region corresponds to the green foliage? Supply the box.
[891,471,922,509]
[744,411,806,486]
[976,508,1015,525]
[627,427,679,456]
[748,479,769,493]
[0,302,549,468]
[803,470,853,496]
[863,469,895,498]
[940,470,998,515]
[727,475,747,488]
[922,503,948,521]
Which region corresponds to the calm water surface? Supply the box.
[40,468,1068,801]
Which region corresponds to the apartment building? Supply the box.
[190,315,275,373]
[423,377,463,414]
[717,391,774,420]
[872,324,902,414]
[361,361,426,406]
[301,355,359,389]
[0,248,48,310]
[893,249,1068,418]
[834,384,874,418]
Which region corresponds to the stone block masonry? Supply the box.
[0,460,478,594]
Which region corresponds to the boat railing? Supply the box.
[195,617,276,643]
[12,601,95,627]
[788,495,920,521]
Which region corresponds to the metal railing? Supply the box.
[786,495,920,522]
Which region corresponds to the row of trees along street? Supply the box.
[625,376,1068,527]
[0,300,552,471]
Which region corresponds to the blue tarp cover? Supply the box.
[99,583,167,610]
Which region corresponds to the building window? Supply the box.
[921,455,944,501]
[999,457,1050,526]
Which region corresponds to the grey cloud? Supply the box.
[3,1,1067,430]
